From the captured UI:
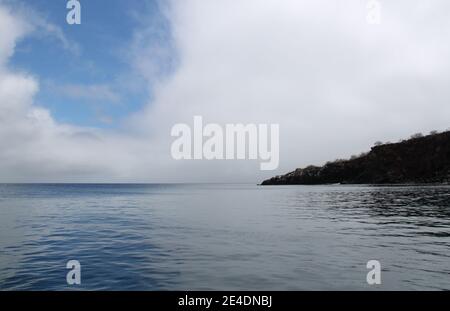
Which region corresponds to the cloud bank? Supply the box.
[1,1,450,182]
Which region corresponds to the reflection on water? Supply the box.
[0,184,449,290]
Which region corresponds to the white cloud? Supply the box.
[1,1,450,182]
[1,0,81,55]
[0,4,30,65]
[31,16,81,55]
[130,0,450,181]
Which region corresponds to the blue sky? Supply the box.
[10,0,172,128]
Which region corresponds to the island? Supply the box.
[261,130,450,185]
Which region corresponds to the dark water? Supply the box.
[0,184,449,290]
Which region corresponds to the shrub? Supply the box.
[410,133,423,139]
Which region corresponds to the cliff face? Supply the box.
[262,131,450,185]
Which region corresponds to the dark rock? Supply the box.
[261,131,450,185]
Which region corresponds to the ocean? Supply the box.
[0,184,449,290]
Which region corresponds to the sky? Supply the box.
[0,0,449,183]
[7,0,169,128]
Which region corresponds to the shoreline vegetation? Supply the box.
[262,130,450,186]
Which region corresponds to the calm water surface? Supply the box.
[0,184,449,290]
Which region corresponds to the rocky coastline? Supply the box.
[262,131,450,185]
